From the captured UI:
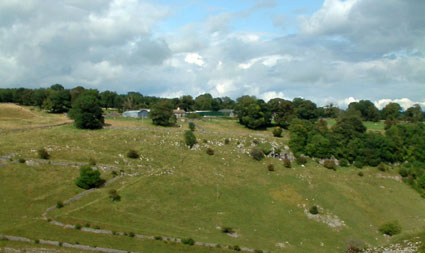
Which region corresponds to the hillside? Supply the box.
[1,104,425,252]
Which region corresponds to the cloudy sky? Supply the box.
[1,0,424,108]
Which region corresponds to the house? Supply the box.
[122,109,150,118]
[173,107,186,118]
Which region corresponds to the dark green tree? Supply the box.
[382,102,401,120]
[347,100,380,122]
[43,90,71,113]
[405,104,424,123]
[75,166,104,189]
[268,98,294,129]
[292,98,318,120]
[68,93,104,129]
[234,96,271,129]
[184,130,197,148]
[150,100,176,126]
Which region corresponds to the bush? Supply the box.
[111,170,118,177]
[296,156,307,165]
[254,250,264,253]
[378,162,387,172]
[323,160,336,170]
[154,236,162,240]
[378,221,401,236]
[224,138,230,145]
[56,201,64,209]
[250,148,264,161]
[233,245,241,251]
[34,239,40,244]
[108,189,121,202]
[75,166,104,190]
[38,148,50,159]
[354,160,364,169]
[309,205,319,215]
[252,139,259,145]
[267,164,275,171]
[75,224,82,230]
[126,149,139,159]
[273,126,282,137]
[346,240,365,253]
[181,238,195,246]
[85,223,90,228]
[94,225,100,229]
[339,158,349,167]
[128,232,135,237]
[187,113,201,119]
[221,227,234,234]
[283,158,291,168]
[188,122,195,131]
[68,93,104,129]
[150,100,176,126]
[206,148,214,156]
[358,172,364,177]
[399,168,409,177]
[18,158,26,163]
[184,130,197,148]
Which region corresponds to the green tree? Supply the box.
[150,100,176,126]
[292,98,318,120]
[194,93,215,111]
[268,98,294,129]
[405,104,424,123]
[75,166,104,189]
[100,90,118,109]
[382,102,401,120]
[234,96,271,129]
[180,95,195,111]
[68,93,104,129]
[347,100,380,122]
[43,90,71,113]
[184,130,197,148]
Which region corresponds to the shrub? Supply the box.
[68,93,104,129]
[358,172,364,177]
[85,223,90,228]
[128,232,135,237]
[273,126,282,137]
[283,158,291,168]
[181,238,195,246]
[34,239,40,244]
[58,242,62,247]
[252,139,259,145]
[354,160,364,169]
[75,166,104,190]
[108,189,121,202]
[378,162,387,172]
[94,225,100,229]
[89,157,96,166]
[323,159,336,170]
[56,201,64,209]
[221,227,234,234]
[399,168,409,177]
[184,130,197,148]
[339,158,349,167]
[254,250,264,253]
[296,156,307,165]
[206,148,214,156]
[309,205,319,215]
[233,245,241,251]
[18,158,26,163]
[111,170,118,177]
[112,231,117,235]
[38,148,50,159]
[378,221,401,236]
[75,224,81,230]
[346,240,365,253]
[126,149,139,159]
[224,138,230,145]
[250,148,264,161]
[267,164,275,171]
[188,122,195,131]
[154,236,162,240]
[187,113,201,119]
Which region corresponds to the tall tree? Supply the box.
[150,100,176,126]
[68,93,104,129]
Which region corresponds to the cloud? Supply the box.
[185,53,205,67]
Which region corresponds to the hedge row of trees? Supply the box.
[234,96,424,130]
[0,86,235,112]
[289,115,425,166]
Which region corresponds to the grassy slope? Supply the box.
[1,106,425,252]
[0,103,70,130]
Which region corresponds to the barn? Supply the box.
[122,109,150,118]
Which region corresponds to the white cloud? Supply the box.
[374,98,425,110]
[184,53,205,67]
[260,91,286,102]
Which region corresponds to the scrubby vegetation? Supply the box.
[250,148,264,161]
[184,130,197,148]
[75,166,104,190]
[37,148,50,159]
[379,221,402,236]
[126,149,139,159]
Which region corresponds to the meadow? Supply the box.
[1,104,425,252]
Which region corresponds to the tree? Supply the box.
[180,95,195,111]
[43,90,71,113]
[184,130,197,148]
[347,100,380,122]
[382,102,401,120]
[234,96,271,129]
[292,98,318,120]
[194,93,214,111]
[150,100,176,126]
[405,104,424,123]
[50,84,65,91]
[68,93,104,129]
[268,98,294,129]
[75,166,104,189]
[100,90,118,109]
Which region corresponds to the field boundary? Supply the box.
[0,122,72,134]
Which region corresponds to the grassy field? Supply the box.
[0,103,70,130]
[1,104,425,252]
[325,118,385,132]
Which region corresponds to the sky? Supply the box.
[0,0,424,109]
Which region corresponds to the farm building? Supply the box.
[173,108,186,118]
[122,109,150,118]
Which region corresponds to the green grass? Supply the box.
[325,118,385,131]
[1,105,425,252]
